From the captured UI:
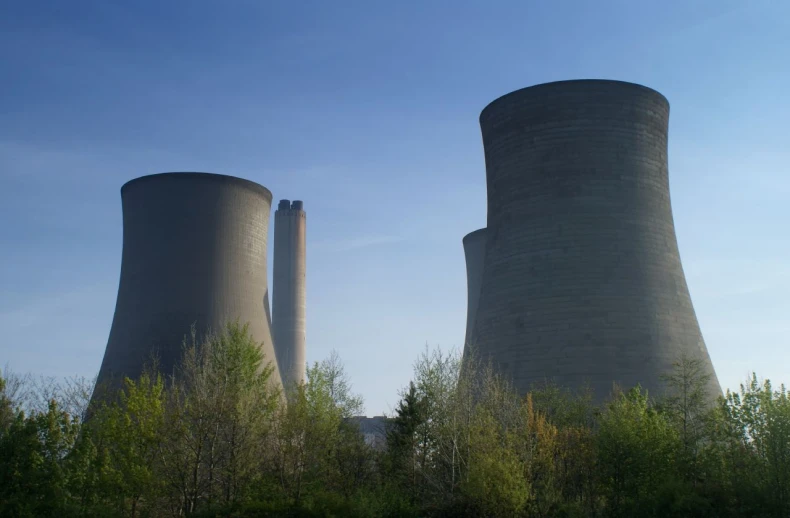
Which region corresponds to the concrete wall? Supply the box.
[462,228,487,357]
[272,200,307,390]
[96,172,282,390]
[472,80,721,402]
[347,416,388,450]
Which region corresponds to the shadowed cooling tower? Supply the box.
[272,200,307,389]
[470,80,721,402]
[96,172,282,390]
[462,228,487,356]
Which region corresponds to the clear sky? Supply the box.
[1,0,788,416]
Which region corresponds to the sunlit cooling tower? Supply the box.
[272,199,307,390]
[96,172,282,390]
[469,80,721,402]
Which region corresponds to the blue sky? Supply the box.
[1,0,788,415]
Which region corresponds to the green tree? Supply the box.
[321,349,364,418]
[0,400,81,517]
[528,383,599,515]
[659,353,715,482]
[385,381,426,506]
[63,427,110,517]
[0,369,15,433]
[714,374,790,517]
[159,321,280,515]
[597,386,680,516]
[328,419,377,500]
[409,346,468,505]
[462,405,529,517]
[90,370,166,516]
[270,351,365,507]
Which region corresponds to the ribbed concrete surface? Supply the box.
[462,228,487,356]
[272,201,307,389]
[96,172,282,389]
[473,80,721,402]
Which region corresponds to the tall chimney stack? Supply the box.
[272,199,307,390]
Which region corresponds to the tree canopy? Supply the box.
[1,334,788,517]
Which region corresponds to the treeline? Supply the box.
[1,324,789,517]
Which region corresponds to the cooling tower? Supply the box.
[471,79,721,402]
[462,228,487,356]
[96,172,282,390]
[272,200,307,390]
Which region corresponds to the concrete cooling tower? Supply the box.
[96,172,282,390]
[462,228,487,357]
[272,199,307,390]
[467,79,721,403]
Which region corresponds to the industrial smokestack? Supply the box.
[95,172,282,391]
[471,80,721,403]
[462,228,487,357]
[272,199,307,390]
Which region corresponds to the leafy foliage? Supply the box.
[2,341,789,517]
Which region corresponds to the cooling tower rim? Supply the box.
[121,172,273,201]
[479,79,669,123]
[463,227,487,244]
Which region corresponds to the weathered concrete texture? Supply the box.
[472,80,721,403]
[272,200,307,390]
[96,172,282,390]
[462,228,487,356]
